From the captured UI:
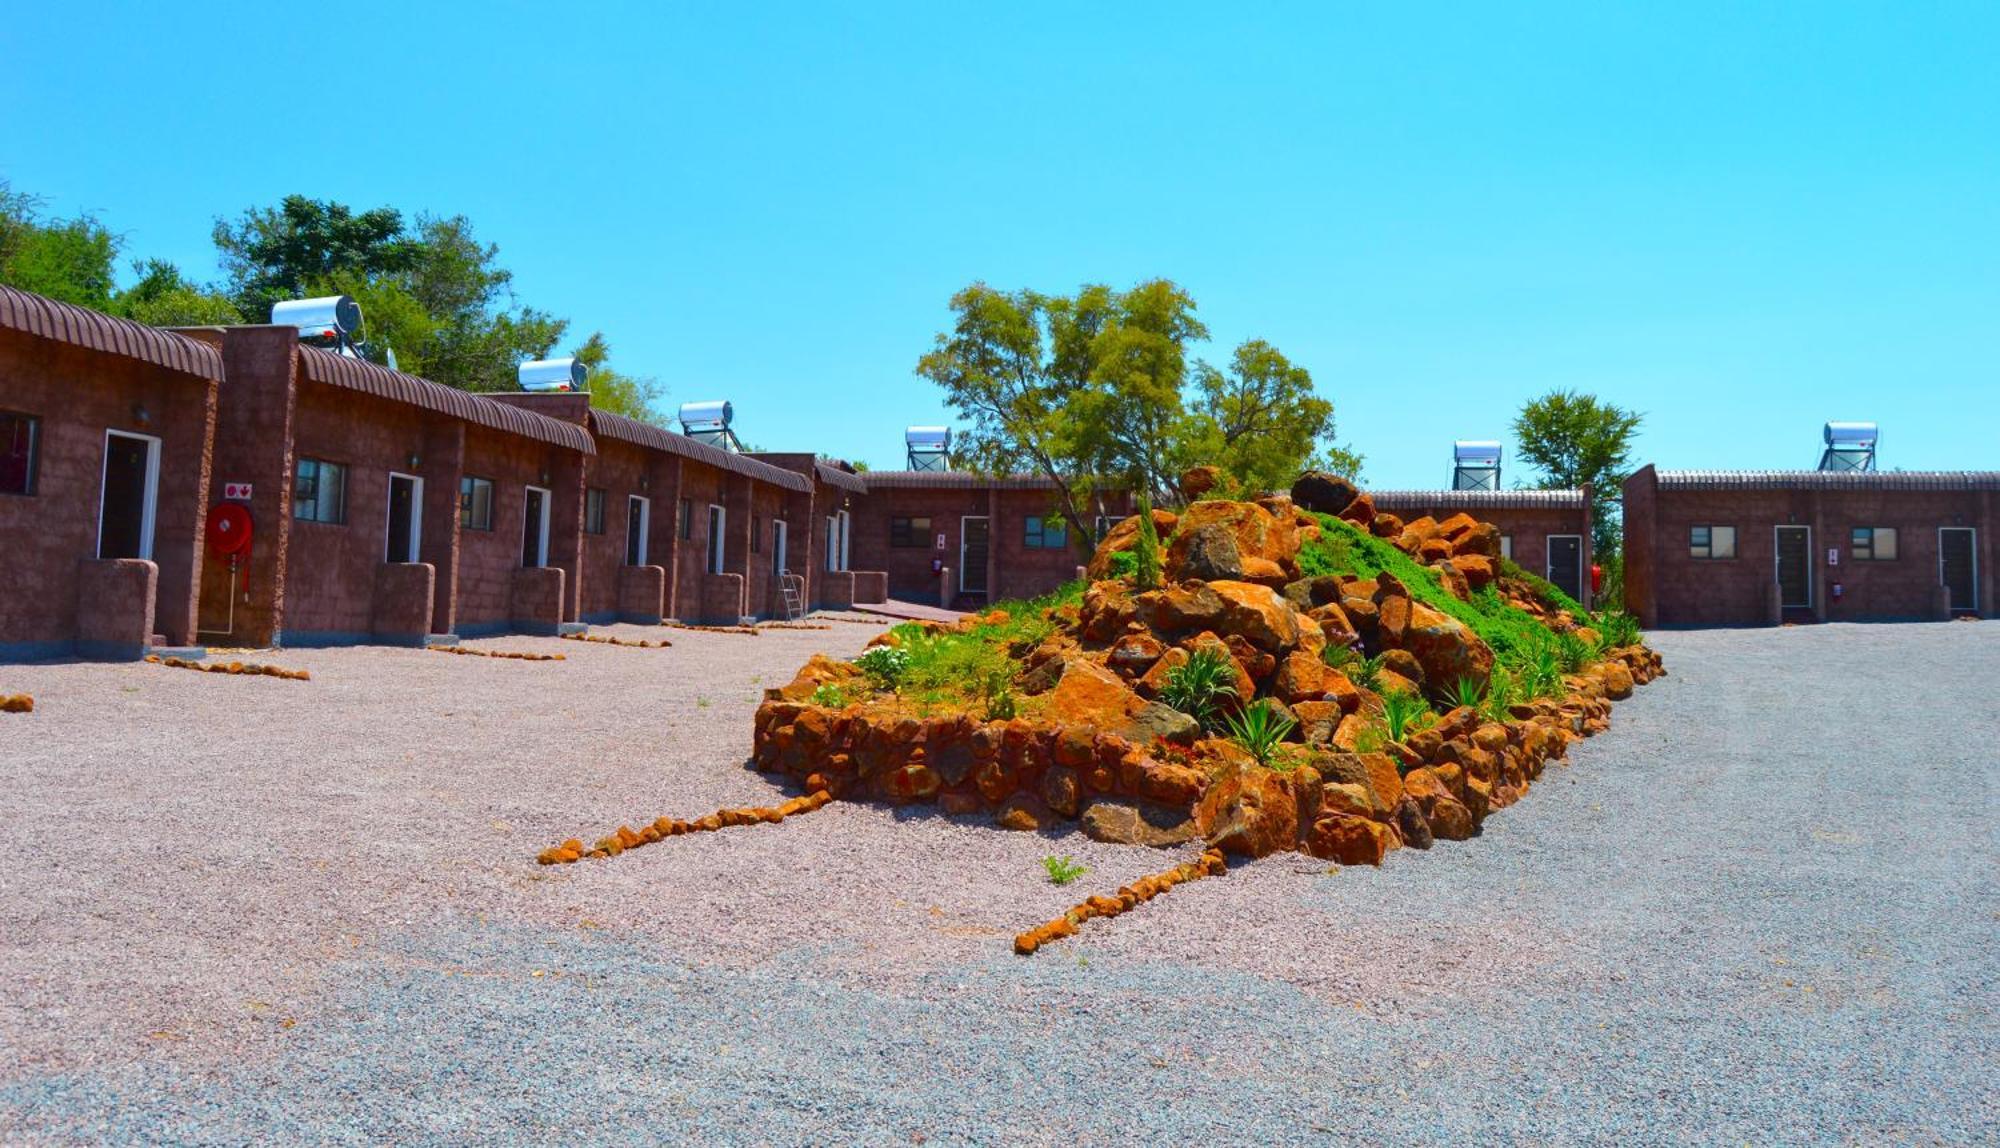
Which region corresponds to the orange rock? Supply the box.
[1305,813,1399,865]
[1205,581,1303,653]
[1195,766,1299,858]
[1272,650,1329,704]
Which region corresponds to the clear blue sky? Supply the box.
[4,2,1994,486]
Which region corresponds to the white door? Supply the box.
[386,472,423,563]
[97,430,161,560]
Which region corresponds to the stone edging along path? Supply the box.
[145,654,311,681]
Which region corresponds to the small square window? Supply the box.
[459,476,494,531]
[891,516,932,548]
[1851,526,1897,561]
[584,488,607,535]
[1094,515,1121,543]
[1024,514,1067,550]
[295,458,348,524]
[0,411,39,496]
[1689,525,1736,559]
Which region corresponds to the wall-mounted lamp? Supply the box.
[407,452,422,469]
[539,470,551,485]
[132,404,151,426]
[639,473,650,490]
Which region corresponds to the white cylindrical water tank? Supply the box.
[518,357,587,392]
[679,400,733,431]
[272,295,362,340]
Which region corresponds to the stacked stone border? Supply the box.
[536,789,834,864]
[429,646,566,662]
[145,654,310,681]
[1015,847,1229,955]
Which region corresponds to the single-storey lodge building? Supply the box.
[1367,488,1593,608]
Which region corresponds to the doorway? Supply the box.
[1939,528,1978,613]
[706,504,727,574]
[961,516,990,595]
[386,473,422,563]
[97,430,160,560]
[522,485,551,567]
[1775,525,1812,609]
[626,495,650,566]
[772,518,788,579]
[1545,534,1583,604]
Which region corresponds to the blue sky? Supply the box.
[3,2,1994,486]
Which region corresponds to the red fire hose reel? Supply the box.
[206,503,254,591]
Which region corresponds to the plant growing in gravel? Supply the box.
[1379,688,1430,744]
[1041,855,1087,885]
[810,683,849,708]
[854,645,911,688]
[1159,647,1239,731]
[1222,699,1297,768]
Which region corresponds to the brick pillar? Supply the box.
[420,419,464,635]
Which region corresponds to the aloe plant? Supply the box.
[1379,688,1429,743]
[1222,699,1297,767]
[1160,647,1238,731]
[1446,675,1487,712]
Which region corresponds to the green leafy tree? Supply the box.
[917,278,1348,547]
[1511,389,1642,558]
[114,259,243,326]
[0,182,118,308]
[570,331,667,423]
[213,195,567,390]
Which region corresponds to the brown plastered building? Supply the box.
[1623,466,1997,627]
[846,471,1136,608]
[1367,488,1595,609]
[745,454,887,612]
[179,326,595,647]
[0,285,222,660]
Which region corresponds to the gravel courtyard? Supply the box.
[1,620,1994,1144]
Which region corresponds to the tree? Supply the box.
[213,196,567,390]
[115,259,243,326]
[1511,389,1642,559]
[0,181,118,308]
[916,278,1350,551]
[570,331,667,423]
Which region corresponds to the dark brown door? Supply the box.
[386,475,417,563]
[1940,529,1977,613]
[960,517,990,595]
[1776,526,1811,608]
[522,487,548,567]
[1546,535,1583,602]
[98,432,154,559]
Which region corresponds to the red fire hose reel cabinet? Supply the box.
[206,503,254,591]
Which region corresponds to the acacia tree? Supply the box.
[916,278,1352,552]
[1512,389,1642,559]
[570,331,667,423]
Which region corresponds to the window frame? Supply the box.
[294,457,349,525]
[458,475,495,531]
[1689,524,1737,560]
[0,410,40,497]
[890,515,933,548]
[1024,513,1067,551]
[1850,526,1897,561]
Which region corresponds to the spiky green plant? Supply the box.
[1222,699,1297,767]
[1041,855,1087,885]
[1595,610,1641,651]
[1555,630,1592,674]
[1159,647,1238,731]
[980,667,1018,720]
[1380,688,1430,743]
[1445,675,1487,712]
[1479,666,1520,723]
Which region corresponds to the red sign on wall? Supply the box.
[223,482,253,501]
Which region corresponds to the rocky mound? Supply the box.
[753,472,1662,863]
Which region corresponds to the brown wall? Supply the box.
[1624,465,1998,627]
[455,425,585,635]
[0,329,215,658]
[189,327,295,647]
[848,486,1135,606]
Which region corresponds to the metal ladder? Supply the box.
[779,569,807,621]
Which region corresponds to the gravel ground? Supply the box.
[1,620,1995,1144]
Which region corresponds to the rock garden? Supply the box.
[751,470,1663,870]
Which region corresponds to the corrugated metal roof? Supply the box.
[297,346,594,455]
[1368,488,1588,510]
[1655,470,2000,491]
[860,470,1065,490]
[0,284,224,380]
[589,409,811,492]
[814,462,869,495]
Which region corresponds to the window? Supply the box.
[1094,515,1122,543]
[584,488,607,535]
[679,498,693,540]
[891,516,932,548]
[0,411,38,496]
[626,496,650,566]
[1024,514,1067,550]
[707,505,727,574]
[1851,526,1897,560]
[459,476,494,530]
[1689,525,1737,559]
[295,458,348,524]
[1499,535,1513,561]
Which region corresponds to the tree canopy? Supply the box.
[1511,388,1642,557]
[915,278,1355,551]
[0,181,240,325]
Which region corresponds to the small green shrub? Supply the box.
[1160,647,1240,731]
[1445,675,1486,712]
[1041,855,1087,885]
[810,683,849,708]
[1479,666,1520,723]
[1131,494,1162,590]
[1222,699,1297,767]
[1108,549,1139,579]
[1352,722,1388,754]
[1555,630,1592,675]
[1379,688,1430,743]
[1507,631,1566,699]
[855,645,910,688]
[1595,610,1641,651]
[980,668,1019,720]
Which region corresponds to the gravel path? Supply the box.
[1,621,1994,1144]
